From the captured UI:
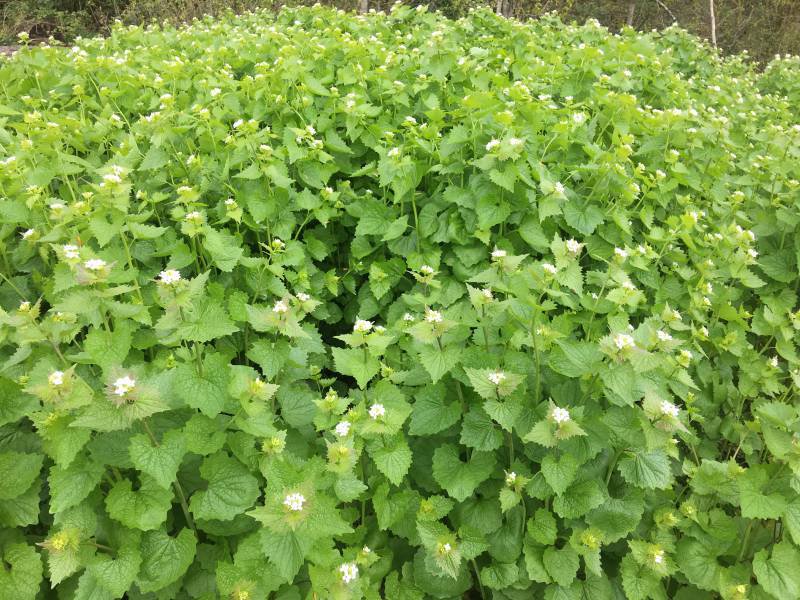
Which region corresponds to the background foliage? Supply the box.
[3,0,800,63]
[2,3,800,599]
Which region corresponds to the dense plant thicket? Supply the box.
[4,0,800,64]
[1,5,800,599]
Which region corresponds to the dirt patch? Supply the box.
[0,46,20,56]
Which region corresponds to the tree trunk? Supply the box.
[626,1,636,26]
[358,0,369,13]
[709,0,717,46]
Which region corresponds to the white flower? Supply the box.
[184,211,203,223]
[402,313,415,322]
[488,371,506,385]
[49,202,65,211]
[572,112,587,124]
[158,269,181,285]
[354,319,373,333]
[509,137,523,147]
[485,139,500,151]
[566,239,583,255]
[747,248,758,259]
[21,228,35,240]
[273,300,289,313]
[614,333,636,350]
[653,549,665,565]
[769,355,779,369]
[482,288,493,300]
[296,292,310,302]
[700,326,709,338]
[425,309,443,323]
[440,542,452,554]
[679,349,693,363]
[491,248,507,259]
[419,265,435,275]
[233,118,244,129]
[112,375,136,397]
[271,238,285,250]
[505,471,517,485]
[387,147,401,158]
[210,87,221,97]
[224,198,236,206]
[84,258,107,271]
[335,421,351,437]
[614,247,628,260]
[19,301,31,312]
[542,262,557,275]
[368,404,386,420]
[283,492,306,512]
[554,181,566,196]
[339,562,358,584]
[48,371,64,387]
[552,407,571,424]
[656,330,673,342]
[405,116,417,124]
[660,400,680,418]
[362,546,371,554]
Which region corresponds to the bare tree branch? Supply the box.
[654,0,677,23]
[709,0,717,47]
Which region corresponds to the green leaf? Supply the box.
[183,413,226,456]
[177,298,238,343]
[203,228,243,272]
[543,545,579,587]
[368,433,412,485]
[0,452,43,499]
[331,347,380,389]
[409,383,461,435]
[173,353,230,417]
[86,532,141,597]
[541,453,579,496]
[617,450,673,490]
[0,542,42,600]
[552,480,605,518]
[432,444,496,502]
[105,475,173,531]
[128,430,186,489]
[739,467,787,519]
[549,340,602,378]
[0,478,42,526]
[49,456,104,514]
[83,321,132,371]
[136,529,197,593]
[527,508,557,545]
[562,200,604,235]
[753,542,800,599]
[460,406,503,451]
[418,345,462,383]
[260,529,308,581]
[189,452,259,522]
[480,562,518,590]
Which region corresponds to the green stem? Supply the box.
[88,541,116,555]
[471,558,486,600]
[605,448,624,487]
[142,419,197,534]
[120,230,143,303]
[737,520,755,562]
